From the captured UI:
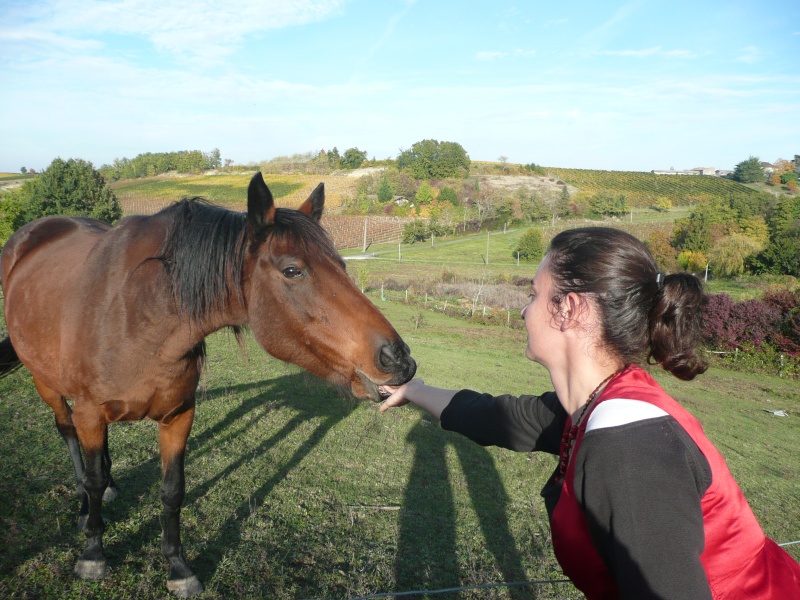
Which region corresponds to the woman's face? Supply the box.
[521,258,562,366]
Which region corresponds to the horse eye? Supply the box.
[281,266,303,279]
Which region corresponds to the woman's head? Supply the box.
[543,227,708,380]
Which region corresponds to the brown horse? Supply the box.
[0,172,415,596]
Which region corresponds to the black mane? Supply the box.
[155,198,341,325]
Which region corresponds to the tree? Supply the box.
[20,167,27,174]
[341,147,367,170]
[514,228,545,261]
[414,182,436,205]
[645,230,679,273]
[438,186,459,206]
[13,157,121,225]
[377,174,394,203]
[397,139,470,179]
[732,156,765,183]
[708,233,764,278]
[589,192,629,217]
[672,199,737,253]
[327,147,341,169]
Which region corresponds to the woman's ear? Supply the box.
[559,292,583,330]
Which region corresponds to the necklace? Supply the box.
[555,368,624,483]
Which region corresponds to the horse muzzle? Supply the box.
[354,339,416,402]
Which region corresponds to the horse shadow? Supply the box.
[395,417,533,599]
[0,370,356,585]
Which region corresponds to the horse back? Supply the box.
[0,214,182,402]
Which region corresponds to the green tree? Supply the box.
[645,230,679,273]
[377,175,394,203]
[397,139,470,179]
[13,157,121,225]
[327,147,341,169]
[708,233,764,278]
[651,197,673,212]
[402,220,429,244]
[514,228,545,261]
[415,182,436,205]
[732,156,765,183]
[341,147,367,169]
[438,186,459,206]
[589,192,629,217]
[20,167,27,174]
[672,199,737,252]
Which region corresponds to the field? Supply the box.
[1,288,798,599]
[1,171,798,597]
[548,167,758,207]
[109,172,359,215]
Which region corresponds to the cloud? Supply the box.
[736,45,763,64]
[599,46,696,59]
[2,0,348,63]
[475,49,535,60]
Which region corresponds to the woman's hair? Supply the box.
[545,227,708,380]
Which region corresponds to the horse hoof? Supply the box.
[167,575,204,597]
[73,559,109,580]
[103,486,118,502]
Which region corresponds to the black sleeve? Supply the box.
[440,389,565,454]
[574,417,713,600]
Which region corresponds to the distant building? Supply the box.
[652,167,732,177]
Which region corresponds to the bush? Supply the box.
[514,228,544,261]
[402,220,428,244]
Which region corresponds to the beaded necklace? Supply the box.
[555,368,624,483]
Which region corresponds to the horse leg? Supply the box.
[33,378,118,527]
[33,378,90,527]
[71,412,111,580]
[159,406,203,597]
[102,430,119,502]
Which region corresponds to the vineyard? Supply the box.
[111,172,359,215]
[548,168,758,207]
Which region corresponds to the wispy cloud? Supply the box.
[2,0,347,64]
[475,49,536,60]
[599,46,697,58]
[736,45,763,64]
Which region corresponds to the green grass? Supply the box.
[0,294,798,599]
[548,167,759,207]
[109,173,304,210]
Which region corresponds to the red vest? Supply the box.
[550,366,800,599]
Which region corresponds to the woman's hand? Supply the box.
[378,379,425,413]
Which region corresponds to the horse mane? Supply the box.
[154,197,342,326]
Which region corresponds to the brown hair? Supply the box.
[546,227,708,380]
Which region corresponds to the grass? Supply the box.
[1,292,798,599]
[109,172,358,215]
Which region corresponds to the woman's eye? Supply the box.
[281,266,303,279]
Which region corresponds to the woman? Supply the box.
[380,227,800,599]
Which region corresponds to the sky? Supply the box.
[1,0,799,173]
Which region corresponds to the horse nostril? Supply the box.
[379,343,397,369]
[377,340,416,381]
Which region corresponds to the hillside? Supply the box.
[547,167,759,206]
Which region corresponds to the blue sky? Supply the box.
[1,0,798,173]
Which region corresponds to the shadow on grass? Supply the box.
[395,418,533,599]
[1,369,535,597]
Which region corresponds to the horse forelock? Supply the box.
[269,208,345,270]
[157,199,344,325]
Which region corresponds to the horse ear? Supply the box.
[297,182,325,222]
[247,172,276,229]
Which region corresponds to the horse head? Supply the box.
[242,172,416,400]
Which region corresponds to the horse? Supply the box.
[0,172,416,597]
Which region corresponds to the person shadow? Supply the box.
[395,417,533,599]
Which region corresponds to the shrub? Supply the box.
[514,228,544,261]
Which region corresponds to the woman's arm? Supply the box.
[379,379,457,419]
[381,380,565,454]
